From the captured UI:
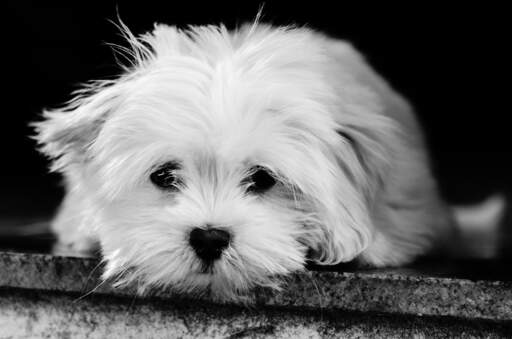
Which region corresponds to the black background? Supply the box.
[2,1,510,219]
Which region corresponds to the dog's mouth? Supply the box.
[305,247,317,261]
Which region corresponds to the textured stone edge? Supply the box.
[1,251,511,321]
[1,288,511,339]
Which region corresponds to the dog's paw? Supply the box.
[52,237,100,258]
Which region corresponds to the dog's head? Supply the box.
[34,23,393,300]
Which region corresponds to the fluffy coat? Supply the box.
[34,22,454,300]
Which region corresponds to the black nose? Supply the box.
[189,227,231,262]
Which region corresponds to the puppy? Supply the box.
[33,21,460,300]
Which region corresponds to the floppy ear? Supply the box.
[302,37,413,264]
[32,19,159,172]
[306,120,396,265]
[336,124,394,203]
[32,81,126,172]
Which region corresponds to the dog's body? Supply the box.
[35,22,456,299]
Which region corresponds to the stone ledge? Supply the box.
[1,289,510,338]
[1,251,511,322]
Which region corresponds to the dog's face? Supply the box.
[35,24,388,300]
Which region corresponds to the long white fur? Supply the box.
[33,22,455,300]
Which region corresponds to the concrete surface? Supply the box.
[1,252,511,321]
[0,251,511,338]
[1,289,510,338]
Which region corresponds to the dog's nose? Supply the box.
[189,227,231,262]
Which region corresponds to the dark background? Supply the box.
[2,1,510,221]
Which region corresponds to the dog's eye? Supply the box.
[150,162,181,190]
[244,166,276,194]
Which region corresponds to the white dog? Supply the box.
[33,21,499,300]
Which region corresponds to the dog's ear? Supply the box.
[32,23,187,173]
[32,81,126,171]
[306,120,397,265]
[304,39,409,264]
[335,125,392,202]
